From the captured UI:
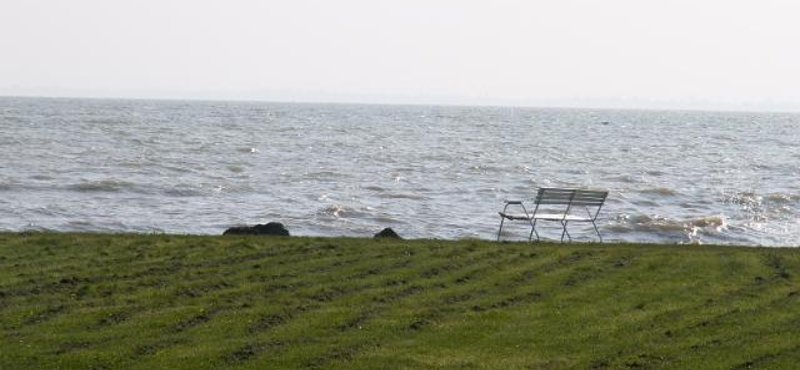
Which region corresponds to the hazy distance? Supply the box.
[2,0,799,111]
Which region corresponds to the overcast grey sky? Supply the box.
[1,0,799,110]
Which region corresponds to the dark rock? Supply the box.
[408,318,431,330]
[374,228,401,239]
[224,222,290,236]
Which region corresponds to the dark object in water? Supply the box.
[600,121,610,125]
[374,228,401,239]
[223,222,290,236]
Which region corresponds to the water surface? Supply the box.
[1,97,798,245]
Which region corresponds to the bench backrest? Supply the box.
[570,189,608,207]
[533,188,608,218]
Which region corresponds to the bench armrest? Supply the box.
[500,200,530,218]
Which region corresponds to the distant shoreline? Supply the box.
[4,94,800,115]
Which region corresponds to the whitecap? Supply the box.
[317,204,372,219]
[686,215,727,230]
[764,192,799,204]
[722,191,762,207]
[318,204,350,218]
[616,213,727,234]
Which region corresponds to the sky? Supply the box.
[1,0,799,111]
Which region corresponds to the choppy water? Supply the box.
[1,97,799,246]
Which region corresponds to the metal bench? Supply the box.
[497,188,608,242]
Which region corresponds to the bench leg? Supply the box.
[591,220,603,243]
[528,219,540,242]
[497,217,505,242]
[560,221,572,243]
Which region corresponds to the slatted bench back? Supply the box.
[534,188,608,212]
[570,190,608,206]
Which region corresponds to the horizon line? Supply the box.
[2,91,800,115]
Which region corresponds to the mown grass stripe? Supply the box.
[221,246,515,369]
[1,233,799,370]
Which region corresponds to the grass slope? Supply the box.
[0,232,799,370]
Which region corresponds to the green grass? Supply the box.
[0,232,798,370]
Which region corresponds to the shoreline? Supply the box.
[2,230,798,249]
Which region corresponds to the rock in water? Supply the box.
[374,228,401,239]
[223,222,290,236]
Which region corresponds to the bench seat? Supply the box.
[498,212,593,222]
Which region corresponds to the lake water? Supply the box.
[1,97,798,246]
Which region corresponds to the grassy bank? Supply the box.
[0,232,798,370]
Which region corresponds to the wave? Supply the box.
[369,215,402,224]
[722,191,799,217]
[29,174,56,181]
[20,224,56,233]
[378,192,428,200]
[8,178,247,198]
[303,171,350,181]
[610,213,727,236]
[469,165,504,174]
[722,191,762,207]
[363,185,387,192]
[151,163,197,174]
[603,175,640,183]
[162,185,204,197]
[66,180,139,193]
[317,204,373,219]
[639,187,679,196]
[30,205,70,217]
[318,204,350,218]
[764,192,800,204]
